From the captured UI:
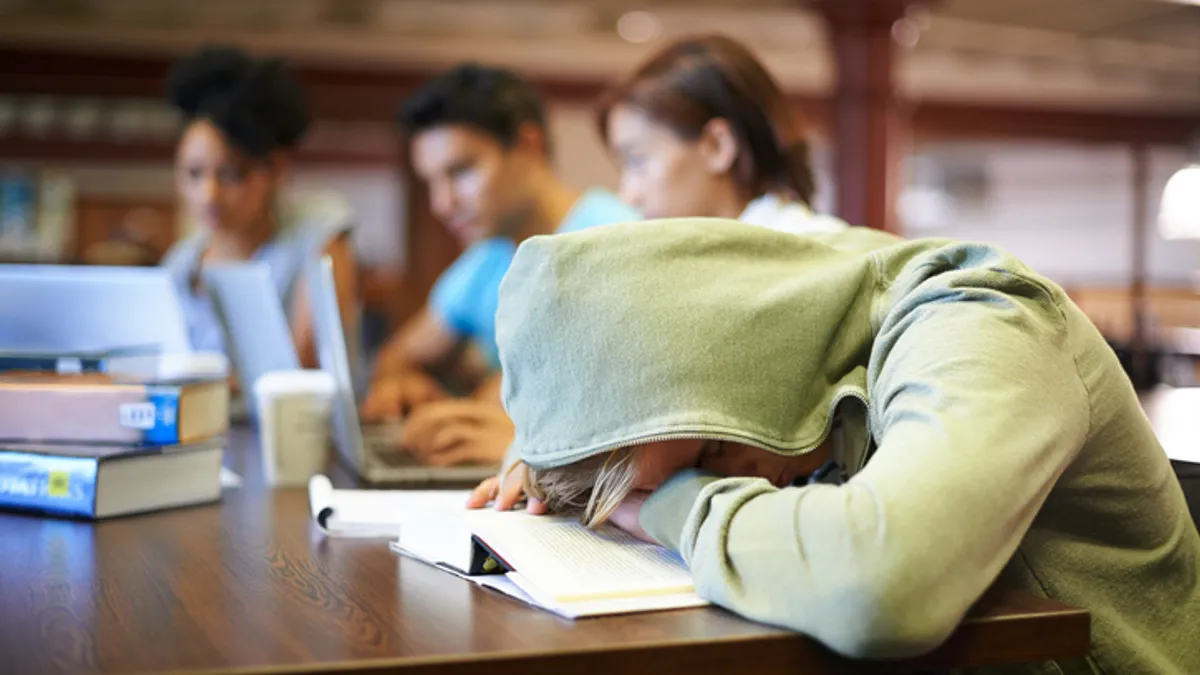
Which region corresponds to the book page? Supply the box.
[309,474,471,538]
[394,509,478,573]
[469,511,696,603]
[505,573,708,618]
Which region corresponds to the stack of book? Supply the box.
[0,347,230,519]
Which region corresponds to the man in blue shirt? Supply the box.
[363,64,638,466]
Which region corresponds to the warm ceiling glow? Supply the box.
[616,11,661,44]
[1159,164,1200,240]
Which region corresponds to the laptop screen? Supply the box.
[0,264,190,354]
[306,255,369,473]
[204,262,299,415]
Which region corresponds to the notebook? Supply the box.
[306,475,708,618]
[308,474,473,538]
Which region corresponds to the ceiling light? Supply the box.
[1159,162,1200,240]
[616,11,661,44]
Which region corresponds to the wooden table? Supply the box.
[0,428,1090,675]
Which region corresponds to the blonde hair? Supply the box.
[524,447,640,528]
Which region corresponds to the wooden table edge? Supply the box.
[152,605,1091,675]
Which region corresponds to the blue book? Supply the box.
[0,438,224,519]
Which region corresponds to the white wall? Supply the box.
[548,103,620,192]
[900,142,1200,287]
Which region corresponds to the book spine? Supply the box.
[0,451,99,518]
[0,384,184,445]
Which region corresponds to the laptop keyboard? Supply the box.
[361,422,418,467]
[372,447,418,467]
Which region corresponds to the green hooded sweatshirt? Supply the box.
[495,218,1200,674]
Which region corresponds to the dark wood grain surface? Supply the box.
[0,428,1090,675]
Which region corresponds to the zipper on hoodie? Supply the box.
[582,387,873,476]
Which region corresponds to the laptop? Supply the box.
[0,264,191,354]
[203,262,300,418]
[307,256,500,485]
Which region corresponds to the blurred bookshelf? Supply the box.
[0,94,175,265]
[0,168,74,264]
[0,93,400,266]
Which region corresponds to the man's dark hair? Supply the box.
[397,63,550,155]
[166,44,309,157]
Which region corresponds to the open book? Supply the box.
[307,475,708,618]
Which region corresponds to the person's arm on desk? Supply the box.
[401,397,514,467]
[627,300,1089,659]
[364,241,506,421]
[361,306,456,421]
[462,391,544,513]
[467,460,548,514]
[472,372,503,405]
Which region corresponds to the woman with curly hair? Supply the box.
[161,45,358,367]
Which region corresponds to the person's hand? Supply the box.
[606,490,656,543]
[360,371,447,422]
[467,461,548,514]
[401,399,513,467]
[471,372,504,404]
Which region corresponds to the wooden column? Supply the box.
[814,0,923,233]
[1130,142,1150,386]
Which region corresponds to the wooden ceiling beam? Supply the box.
[0,45,1196,147]
[911,100,1199,146]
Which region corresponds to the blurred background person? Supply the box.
[362,64,639,467]
[160,45,359,368]
[599,34,850,233]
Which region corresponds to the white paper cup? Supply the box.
[253,369,336,487]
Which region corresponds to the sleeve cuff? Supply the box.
[639,469,722,551]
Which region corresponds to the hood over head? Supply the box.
[497,218,903,469]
